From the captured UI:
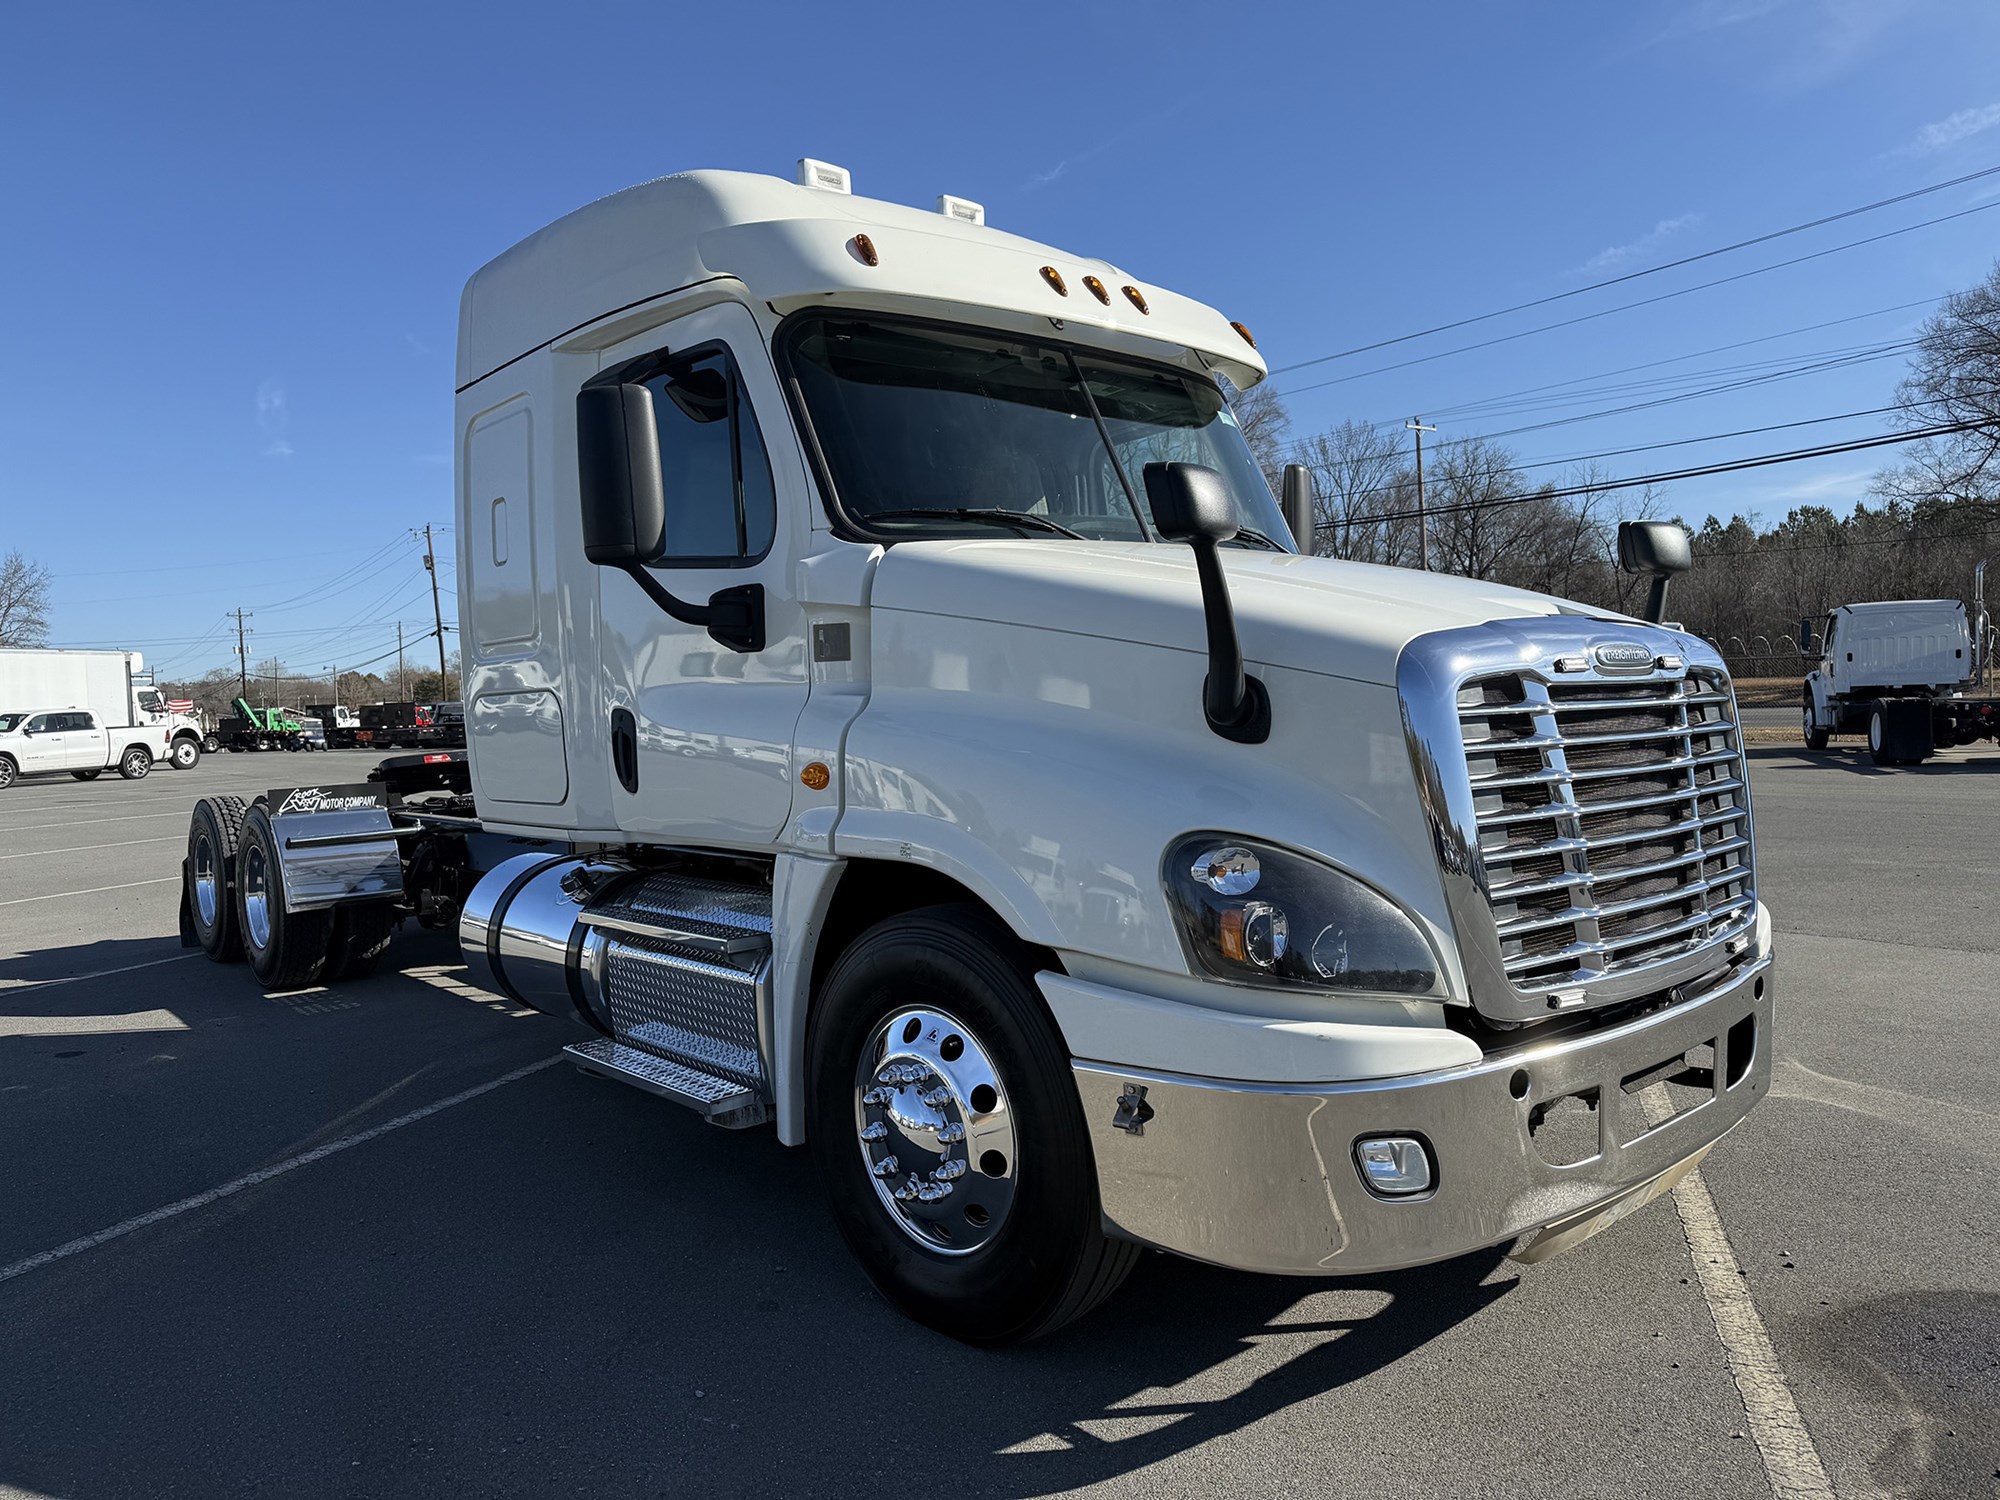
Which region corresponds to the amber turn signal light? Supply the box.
[1121,284,1149,314]
[800,761,831,790]
[1082,274,1110,305]
[1039,265,1068,297]
[850,233,879,267]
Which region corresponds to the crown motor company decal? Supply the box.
[269,785,387,816]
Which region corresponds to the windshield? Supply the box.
[784,315,1291,547]
[0,714,24,733]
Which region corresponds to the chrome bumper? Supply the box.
[1073,958,1771,1276]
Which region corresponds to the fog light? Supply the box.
[1355,1136,1432,1196]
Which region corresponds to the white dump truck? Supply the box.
[177,163,1772,1344]
[1802,581,2000,765]
[0,647,208,769]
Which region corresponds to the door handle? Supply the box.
[610,708,639,794]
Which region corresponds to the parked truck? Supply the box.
[1802,578,2000,765]
[216,697,308,752]
[178,163,1772,1344]
[0,647,207,769]
[357,701,428,749]
[0,707,169,788]
[304,704,362,748]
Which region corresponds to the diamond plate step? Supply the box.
[564,1038,769,1128]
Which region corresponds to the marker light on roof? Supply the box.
[1121,284,1150,314]
[796,158,852,194]
[850,233,879,267]
[1040,265,1069,297]
[1230,320,1257,349]
[937,194,985,226]
[1082,275,1110,305]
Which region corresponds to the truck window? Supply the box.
[641,348,775,566]
[26,714,55,733]
[61,712,97,731]
[781,314,1291,547]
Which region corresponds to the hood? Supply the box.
[869,540,1593,685]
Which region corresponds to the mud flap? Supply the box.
[1508,1143,1712,1265]
[177,856,199,948]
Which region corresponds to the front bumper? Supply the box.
[1073,957,1772,1275]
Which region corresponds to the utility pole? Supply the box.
[420,523,448,695]
[325,662,337,706]
[233,609,253,697]
[397,622,406,699]
[1407,419,1437,571]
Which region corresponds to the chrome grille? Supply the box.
[1455,667,1755,1003]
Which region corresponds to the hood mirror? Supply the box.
[1144,462,1271,745]
[1616,520,1691,626]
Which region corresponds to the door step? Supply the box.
[564,1037,770,1129]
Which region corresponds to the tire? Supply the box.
[1802,689,1830,752]
[0,755,17,790]
[118,746,152,780]
[1868,703,1894,767]
[202,734,220,754]
[188,795,248,962]
[807,904,1139,1346]
[71,768,103,781]
[323,903,398,981]
[236,803,333,989]
[170,737,201,770]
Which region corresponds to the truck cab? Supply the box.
[183,164,1774,1343]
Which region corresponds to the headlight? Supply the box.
[1165,833,1443,996]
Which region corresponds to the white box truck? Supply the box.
[0,647,208,769]
[176,164,1773,1344]
[1802,592,2000,764]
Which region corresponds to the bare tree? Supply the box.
[1225,378,1292,493]
[1294,420,1411,562]
[1886,259,2000,500]
[0,550,52,646]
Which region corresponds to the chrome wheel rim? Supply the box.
[173,741,197,768]
[193,834,219,928]
[242,841,272,951]
[854,1005,1017,1256]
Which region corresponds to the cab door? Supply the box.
[63,712,109,768]
[595,301,809,845]
[17,714,68,773]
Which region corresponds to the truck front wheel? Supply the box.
[236,804,332,989]
[118,746,152,780]
[170,737,201,770]
[1802,689,1830,751]
[806,905,1138,1346]
[1868,703,1895,767]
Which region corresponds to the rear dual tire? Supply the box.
[189,795,248,961]
[236,803,333,989]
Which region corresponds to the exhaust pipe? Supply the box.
[459,853,627,1029]
[1975,558,1989,687]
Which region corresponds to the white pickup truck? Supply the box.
[0,708,169,788]
[178,162,1773,1344]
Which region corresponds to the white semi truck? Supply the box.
[0,647,208,769]
[1802,581,2000,764]
[177,164,1772,1344]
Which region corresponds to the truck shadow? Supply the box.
[1750,744,2000,777]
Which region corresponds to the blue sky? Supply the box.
[5,0,1999,676]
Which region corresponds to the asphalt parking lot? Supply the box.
[2,744,1995,1499]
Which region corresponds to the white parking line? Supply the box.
[0,1056,562,1286]
[1648,1094,1833,1500]
[0,878,178,908]
[0,952,199,993]
[0,812,186,833]
[0,836,181,862]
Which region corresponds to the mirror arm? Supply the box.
[1187,537,1271,744]
[617,565,766,654]
[1645,575,1671,627]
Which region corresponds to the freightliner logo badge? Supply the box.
[1592,642,1656,674]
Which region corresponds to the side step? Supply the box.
[564,1037,771,1130]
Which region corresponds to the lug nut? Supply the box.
[932,1159,966,1181]
[936,1123,965,1144]
[921,1088,951,1108]
[870,1156,900,1178]
[862,1087,892,1106]
[860,1122,887,1142]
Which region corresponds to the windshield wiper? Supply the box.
[865,508,1085,539]
[1227,526,1287,551]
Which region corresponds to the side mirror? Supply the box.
[576,382,668,565]
[1280,464,1316,555]
[1616,520,1691,626]
[1143,462,1269,744]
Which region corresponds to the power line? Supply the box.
[1268,199,1999,401]
[1270,162,2000,375]
[1315,419,1994,530]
